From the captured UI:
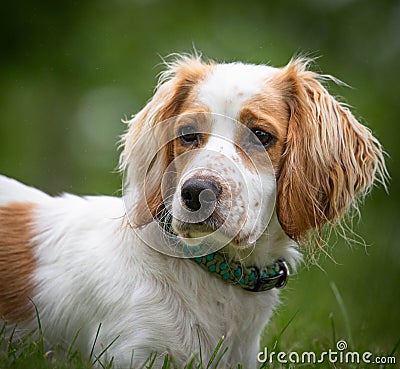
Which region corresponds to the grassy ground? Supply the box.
[1,313,398,369]
[1,270,398,369]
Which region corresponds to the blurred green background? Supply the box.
[1,0,399,360]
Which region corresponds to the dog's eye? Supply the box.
[251,129,274,148]
[178,126,199,144]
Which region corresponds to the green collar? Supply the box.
[191,252,289,292]
[157,209,289,292]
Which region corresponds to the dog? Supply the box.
[0,55,386,368]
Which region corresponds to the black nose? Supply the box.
[181,178,221,212]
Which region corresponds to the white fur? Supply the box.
[197,63,275,117]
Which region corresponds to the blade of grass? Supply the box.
[30,298,44,356]
[206,335,225,369]
[261,312,299,369]
[129,349,135,369]
[7,323,18,360]
[185,353,197,369]
[329,312,336,346]
[380,336,400,369]
[89,323,102,361]
[0,321,6,342]
[389,336,400,357]
[212,346,228,369]
[330,281,353,348]
[97,358,106,369]
[196,330,203,369]
[102,355,114,369]
[92,335,119,367]
[0,321,8,354]
[143,352,157,369]
[162,353,171,369]
[273,310,299,351]
[66,328,81,360]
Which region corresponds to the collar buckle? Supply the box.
[252,259,290,292]
[274,259,290,289]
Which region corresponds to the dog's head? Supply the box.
[121,55,386,254]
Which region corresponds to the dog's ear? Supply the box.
[274,59,387,242]
[120,56,212,227]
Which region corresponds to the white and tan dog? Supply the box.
[0,55,386,367]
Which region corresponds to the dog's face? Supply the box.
[167,65,288,249]
[169,112,278,249]
[121,56,385,255]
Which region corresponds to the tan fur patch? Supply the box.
[273,59,386,242]
[238,93,290,174]
[0,202,36,321]
[125,58,215,227]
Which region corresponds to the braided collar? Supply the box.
[192,252,289,292]
[157,209,289,292]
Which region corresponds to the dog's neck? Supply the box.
[155,208,301,292]
[156,207,300,267]
[223,213,300,268]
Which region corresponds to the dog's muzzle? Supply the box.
[181,177,221,211]
[179,177,222,223]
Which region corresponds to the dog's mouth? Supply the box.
[164,173,261,250]
[172,219,253,249]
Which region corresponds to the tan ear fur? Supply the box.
[275,59,387,242]
[120,56,213,227]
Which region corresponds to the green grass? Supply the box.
[0,323,232,369]
[1,299,398,369]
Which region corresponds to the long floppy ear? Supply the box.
[275,58,387,243]
[120,55,212,227]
